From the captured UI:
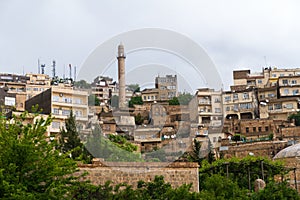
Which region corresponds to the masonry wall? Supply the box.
[220,140,288,159]
[77,161,199,192]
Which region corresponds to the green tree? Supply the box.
[135,113,144,125]
[59,110,83,159]
[129,96,143,107]
[288,112,300,126]
[127,84,140,93]
[169,97,180,105]
[199,174,249,200]
[177,93,193,105]
[74,79,91,89]
[251,181,300,200]
[88,94,100,106]
[0,111,80,199]
[199,156,287,191]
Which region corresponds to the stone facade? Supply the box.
[77,161,199,192]
[219,140,288,159]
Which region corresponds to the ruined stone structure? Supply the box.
[77,160,199,192]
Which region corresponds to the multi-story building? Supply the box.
[233,69,270,89]
[155,75,177,101]
[0,87,16,115]
[223,88,258,120]
[25,73,51,100]
[91,76,116,106]
[25,86,89,136]
[278,75,300,98]
[195,88,223,127]
[0,73,28,111]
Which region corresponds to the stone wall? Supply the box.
[77,160,199,192]
[219,140,288,159]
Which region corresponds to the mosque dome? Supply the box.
[273,143,300,159]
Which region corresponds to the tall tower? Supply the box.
[117,43,126,109]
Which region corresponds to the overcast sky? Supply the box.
[1,0,300,91]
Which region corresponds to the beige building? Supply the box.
[223,88,258,120]
[278,76,300,98]
[25,73,51,100]
[25,86,89,136]
[195,88,223,127]
[141,88,159,103]
[155,75,177,101]
[91,76,116,106]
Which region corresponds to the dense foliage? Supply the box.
[0,111,80,199]
[59,110,86,160]
[127,84,140,93]
[72,175,200,200]
[199,156,287,191]
[73,79,91,89]
[169,93,193,105]
[288,112,300,126]
[88,94,101,106]
[129,96,143,107]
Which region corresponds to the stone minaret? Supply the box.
[117,43,126,109]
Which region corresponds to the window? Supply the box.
[265,127,269,132]
[258,127,262,132]
[53,108,59,114]
[246,127,249,133]
[268,105,273,110]
[268,93,275,98]
[291,80,297,85]
[215,108,221,113]
[215,98,221,103]
[62,109,71,116]
[257,79,262,84]
[52,121,60,129]
[285,103,293,109]
[233,93,238,100]
[64,98,72,103]
[284,89,289,95]
[274,103,282,110]
[74,98,82,104]
[240,103,252,109]
[224,96,231,102]
[272,74,277,77]
[143,96,146,100]
[233,104,239,111]
[75,110,82,117]
[253,127,256,132]
[280,74,285,77]
[52,96,59,102]
[213,137,217,142]
[282,79,288,85]
[293,89,299,95]
[243,93,250,99]
[226,106,230,111]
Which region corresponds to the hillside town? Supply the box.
[2,44,300,195]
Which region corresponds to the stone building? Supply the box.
[155,75,177,101]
